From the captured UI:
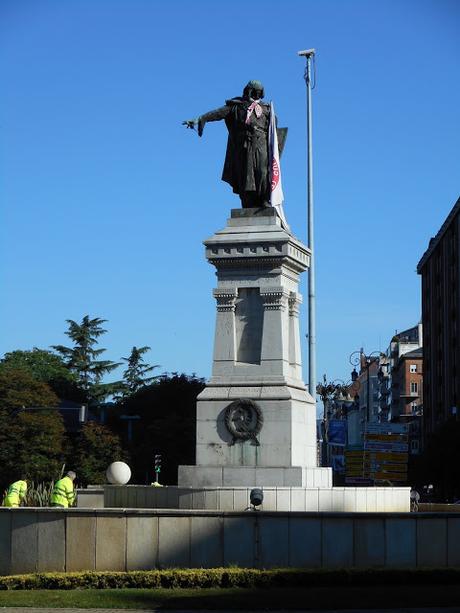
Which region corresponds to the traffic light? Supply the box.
[154,453,162,473]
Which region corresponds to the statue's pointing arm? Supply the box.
[183,105,230,137]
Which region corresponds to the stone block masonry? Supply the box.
[1,507,458,574]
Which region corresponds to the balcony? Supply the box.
[400,391,420,399]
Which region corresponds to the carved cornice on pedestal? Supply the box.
[260,288,289,311]
[205,245,309,274]
[204,212,311,276]
[213,288,237,312]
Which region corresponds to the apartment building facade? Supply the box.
[417,196,460,442]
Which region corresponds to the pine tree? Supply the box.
[119,346,159,399]
[52,316,120,405]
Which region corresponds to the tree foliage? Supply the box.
[0,348,84,402]
[0,348,71,382]
[71,422,126,485]
[117,373,205,484]
[0,408,65,491]
[16,411,65,483]
[118,346,159,400]
[52,316,120,405]
[0,318,207,489]
[0,367,64,491]
[0,368,59,412]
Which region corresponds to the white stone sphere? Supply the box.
[106,461,131,485]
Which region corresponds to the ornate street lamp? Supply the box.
[316,376,353,467]
[349,349,383,424]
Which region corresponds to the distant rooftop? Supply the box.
[401,347,423,359]
[393,323,420,344]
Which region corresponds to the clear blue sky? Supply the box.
[1,0,459,403]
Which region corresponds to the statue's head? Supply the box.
[243,80,264,100]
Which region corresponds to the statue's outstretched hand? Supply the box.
[182,119,198,130]
[182,117,204,136]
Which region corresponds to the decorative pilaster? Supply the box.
[260,288,290,370]
[289,291,303,378]
[212,289,237,367]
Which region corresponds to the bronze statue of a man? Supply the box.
[184,80,286,209]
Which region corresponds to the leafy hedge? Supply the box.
[1,568,460,590]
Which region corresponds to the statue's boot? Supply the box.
[240,192,271,209]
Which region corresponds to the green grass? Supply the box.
[2,584,460,609]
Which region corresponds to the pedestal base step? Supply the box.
[178,465,332,488]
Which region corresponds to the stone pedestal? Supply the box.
[179,208,331,487]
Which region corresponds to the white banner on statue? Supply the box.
[269,102,288,227]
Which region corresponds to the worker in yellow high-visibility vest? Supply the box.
[50,471,76,508]
[2,477,28,507]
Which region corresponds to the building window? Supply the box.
[411,402,418,414]
[410,364,417,373]
[411,381,418,394]
[410,439,420,454]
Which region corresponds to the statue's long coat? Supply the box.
[199,97,272,202]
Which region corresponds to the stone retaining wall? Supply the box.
[101,485,410,512]
[1,508,459,575]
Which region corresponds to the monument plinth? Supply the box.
[179,208,331,487]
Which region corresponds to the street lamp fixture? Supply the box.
[316,376,353,467]
[250,488,264,510]
[349,349,383,424]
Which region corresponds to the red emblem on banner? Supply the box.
[271,158,279,191]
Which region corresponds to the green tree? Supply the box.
[52,316,120,405]
[118,346,159,400]
[0,370,64,491]
[118,373,205,484]
[0,409,22,491]
[71,422,126,485]
[16,410,65,483]
[0,368,59,412]
[0,348,84,402]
